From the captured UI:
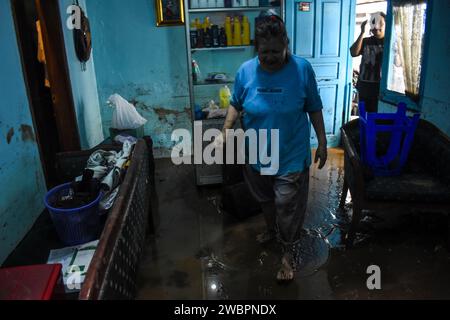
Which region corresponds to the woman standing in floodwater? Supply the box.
[216,11,328,281]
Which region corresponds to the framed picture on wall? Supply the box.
[156,0,185,26]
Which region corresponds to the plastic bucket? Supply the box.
[44,183,102,246]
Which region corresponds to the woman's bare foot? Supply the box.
[276,254,295,282]
[256,230,276,244]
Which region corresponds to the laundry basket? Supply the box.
[44,183,102,246]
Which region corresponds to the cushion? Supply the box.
[365,173,450,203]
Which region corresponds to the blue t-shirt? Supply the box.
[231,55,323,175]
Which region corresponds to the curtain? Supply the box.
[393,1,427,100]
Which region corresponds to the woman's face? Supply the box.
[257,37,288,73]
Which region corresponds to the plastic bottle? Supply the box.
[211,25,220,47]
[192,60,201,84]
[219,85,231,109]
[219,27,227,47]
[208,0,216,8]
[232,0,241,7]
[203,17,212,31]
[225,17,233,46]
[242,15,250,45]
[216,0,225,7]
[248,0,259,6]
[240,0,248,6]
[199,0,208,8]
[233,16,242,46]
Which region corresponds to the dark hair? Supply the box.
[254,11,289,50]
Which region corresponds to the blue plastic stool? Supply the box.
[359,101,420,176]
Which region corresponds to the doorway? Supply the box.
[11,0,80,187]
[350,0,387,118]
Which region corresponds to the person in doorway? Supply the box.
[350,12,386,113]
[216,11,328,282]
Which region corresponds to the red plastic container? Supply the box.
[0,264,62,300]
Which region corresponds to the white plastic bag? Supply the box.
[107,93,147,130]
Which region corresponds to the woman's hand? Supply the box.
[213,130,225,149]
[315,144,328,170]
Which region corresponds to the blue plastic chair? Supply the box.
[359,101,420,176]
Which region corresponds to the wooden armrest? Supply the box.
[341,128,366,197]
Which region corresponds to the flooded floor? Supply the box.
[136,148,450,300]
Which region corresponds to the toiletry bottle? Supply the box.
[242,15,250,45]
[233,16,242,46]
[220,85,231,109]
[211,25,220,47]
[204,27,212,47]
[219,27,227,47]
[225,17,233,46]
[203,17,212,31]
[192,60,201,84]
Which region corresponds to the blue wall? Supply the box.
[379,0,450,135]
[86,0,191,156]
[59,0,104,149]
[0,0,47,265]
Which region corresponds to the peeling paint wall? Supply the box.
[86,0,191,157]
[379,1,450,136]
[0,1,47,265]
[59,0,105,149]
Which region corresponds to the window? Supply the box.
[381,0,429,109]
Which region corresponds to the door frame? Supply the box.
[11,0,80,186]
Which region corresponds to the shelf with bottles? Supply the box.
[189,15,256,51]
[189,0,281,11]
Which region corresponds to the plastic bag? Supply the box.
[107,93,147,130]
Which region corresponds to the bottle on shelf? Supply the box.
[242,15,250,45]
[211,25,220,47]
[204,27,212,47]
[224,0,232,7]
[219,85,232,109]
[203,17,212,31]
[225,17,233,47]
[219,27,227,47]
[232,0,241,7]
[240,0,248,6]
[208,0,216,8]
[233,16,242,46]
[248,0,259,6]
[216,0,225,7]
[192,60,201,84]
[199,0,208,8]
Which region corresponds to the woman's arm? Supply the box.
[214,105,240,148]
[222,105,240,134]
[308,110,328,169]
